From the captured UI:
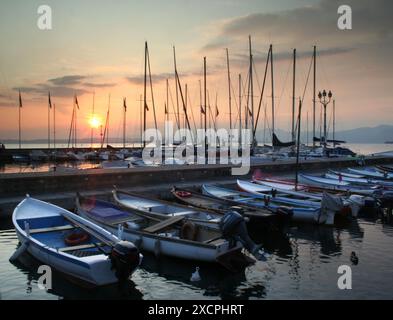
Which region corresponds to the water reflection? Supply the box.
[10,251,143,300]
[3,214,393,299]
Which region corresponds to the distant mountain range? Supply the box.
[2,124,393,144]
[255,125,393,144]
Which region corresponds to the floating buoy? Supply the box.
[190,267,201,282]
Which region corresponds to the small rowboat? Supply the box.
[325,172,393,188]
[75,194,255,271]
[170,186,287,221]
[375,165,393,173]
[237,180,321,208]
[113,189,223,229]
[252,178,367,218]
[298,174,381,196]
[347,167,393,180]
[201,184,340,225]
[11,196,142,287]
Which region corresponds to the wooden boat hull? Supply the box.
[113,189,222,229]
[76,196,245,264]
[201,184,331,225]
[13,197,141,287]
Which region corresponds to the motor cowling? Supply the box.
[110,241,140,282]
[219,210,245,238]
[220,211,262,258]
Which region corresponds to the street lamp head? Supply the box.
[322,90,327,97]
[328,90,332,98]
[318,91,322,99]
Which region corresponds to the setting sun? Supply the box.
[88,115,101,129]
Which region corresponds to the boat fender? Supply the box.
[134,237,142,249]
[64,232,90,246]
[176,191,192,198]
[180,222,198,241]
[154,239,161,257]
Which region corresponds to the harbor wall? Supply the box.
[1,156,392,198]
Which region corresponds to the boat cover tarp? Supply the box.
[82,198,130,222]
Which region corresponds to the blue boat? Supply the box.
[11,196,142,287]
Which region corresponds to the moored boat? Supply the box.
[75,194,257,270]
[11,196,142,287]
[201,184,341,225]
[113,189,222,229]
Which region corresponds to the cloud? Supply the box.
[126,72,174,85]
[202,0,393,53]
[48,75,86,86]
[83,82,116,88]
[13,84,88,98]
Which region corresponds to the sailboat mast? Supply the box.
[67,103,75,149]
[226,48,232,131]
[239,74,242,147]
[166,78,169,123]
[18,90,22,149]
[74,96,77,148]
[295,98,303,190]
[313,45,316,148]
[48,92,51,150]
[292,49,296,142]
[143,42,148,148]
[199,80,202,129]
[123,97,127,148]
[333,99,336,148]
[139,94,143,146]
[173,46,180,130]
[204,57,207,160]
[90,92,95,148]
[270,44,275,145]
[249,36,255,147]
[185,84,188,131]
[107,94,110,147]
[53,103,56,152]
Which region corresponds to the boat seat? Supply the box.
[29,225,74,234]
[59,242,105,252]
[170,211,196,216]
[143,216,184,233]
[203,236,223,244]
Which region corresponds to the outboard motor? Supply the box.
[220,211,263,260]
[379,191,393,208]
[110,241,141,283]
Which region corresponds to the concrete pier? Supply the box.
[0,155,392,219]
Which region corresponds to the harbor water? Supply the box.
[1,215,393,300]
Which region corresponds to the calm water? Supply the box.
[1,215,393,300]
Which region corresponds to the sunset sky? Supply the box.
[0,0,392,143]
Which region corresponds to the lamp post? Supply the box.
[318,89,332,149]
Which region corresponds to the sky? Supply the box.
[0,0,392,143]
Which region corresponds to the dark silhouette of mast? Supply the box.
[313,45,316,148]
[226,48,232,132]
[292,49,296,143]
